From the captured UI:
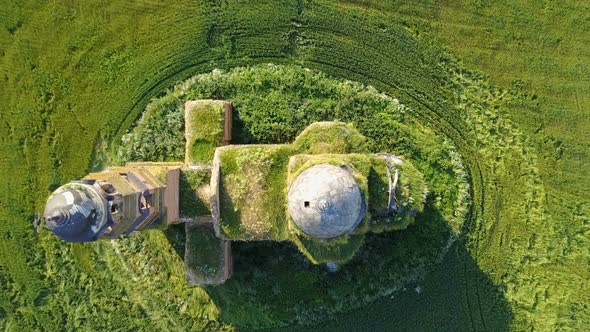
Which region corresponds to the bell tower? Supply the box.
[44,163,180,242]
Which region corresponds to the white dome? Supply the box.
[287,164,365,239]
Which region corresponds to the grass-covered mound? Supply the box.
[292,233,366,265]
[369,158,429,233]
[115,64,469,327]
[292,122,368,154]
[1,1,587,331]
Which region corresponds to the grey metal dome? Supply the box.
[287,164,365,239]
[44,183,108,242]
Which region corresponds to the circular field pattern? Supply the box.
[2,2,587,331]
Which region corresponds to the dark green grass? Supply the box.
[185,224,225,282]
[178,169,211,219]
[266,240,512,332]
[207,201,459,328]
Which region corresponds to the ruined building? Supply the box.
[44,100,426,285]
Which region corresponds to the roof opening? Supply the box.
[304,201,310,208]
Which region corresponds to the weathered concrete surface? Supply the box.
[287,164,364,239]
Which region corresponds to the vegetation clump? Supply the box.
[117,95,185,163]
[292,122,368,154]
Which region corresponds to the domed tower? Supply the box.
[44,164,179,242]
[287,164,365,239]
[44,182,109,242]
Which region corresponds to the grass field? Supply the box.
[0,0,588,331]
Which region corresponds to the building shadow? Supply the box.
[266,239,514,332]
[164,223,186,259]
[198,199,513,331]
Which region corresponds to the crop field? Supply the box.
[0,1,588,331]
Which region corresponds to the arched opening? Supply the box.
[139,193,152,211]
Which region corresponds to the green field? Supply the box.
[0,1,588,331]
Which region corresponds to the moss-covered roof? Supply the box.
[179,168,212,220]
[184,223,230,285]
[216,145,293,241]
[184,100,225,165]
[208,121,427,264]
